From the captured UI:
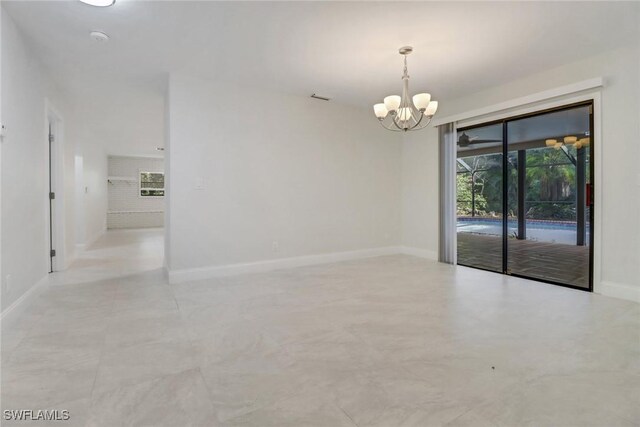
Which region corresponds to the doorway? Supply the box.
[456,102,594,291]
[46,102,65,274]
[48,121,56,272]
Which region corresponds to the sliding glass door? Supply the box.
[456,102,593,291]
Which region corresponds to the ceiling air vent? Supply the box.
[310,94,331,101]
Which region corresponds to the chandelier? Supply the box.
[373,46,438,132]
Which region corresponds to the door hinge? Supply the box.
[50,249,56,257]
[49,133,54,143]
[50,192,55,200]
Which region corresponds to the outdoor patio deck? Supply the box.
[457,233,590,289]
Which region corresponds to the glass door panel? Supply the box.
[506,105,591,288]
[456,123,503,272]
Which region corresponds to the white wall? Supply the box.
[70,86,165,159]
[73,116,108,248]
[401,125,440,259]
[0,4,4,314]
[166,73,402,275]
[164,80,172,270]
[59,107,76,268]
[1,8,75,311]
[107,156,164,229]
[74,155,85,247]
[401,46,640,300]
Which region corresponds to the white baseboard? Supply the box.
[1,274,50,321]
[598,281,640,303]
[400,246,438,260]
[168,246,403,284]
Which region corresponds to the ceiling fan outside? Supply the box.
[457,132,502,147]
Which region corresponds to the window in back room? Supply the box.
[139,171,165,197]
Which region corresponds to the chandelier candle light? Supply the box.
[373,46,438,132]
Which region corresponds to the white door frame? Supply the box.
[45,99,67,272]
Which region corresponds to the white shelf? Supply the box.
[108,210,164,214]
[107,176,136,182]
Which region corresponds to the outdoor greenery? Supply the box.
[457,173,488,216]
[140,172,165,197]
[457,146,586,221]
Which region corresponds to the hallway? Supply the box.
[2,229,639,426]
[2,228,170,425]
[51,228,164,286]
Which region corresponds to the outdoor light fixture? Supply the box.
[545,136,590,150]
[80,0,115,7]
[373,46,438,132]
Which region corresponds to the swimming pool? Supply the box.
[457,217,589,245]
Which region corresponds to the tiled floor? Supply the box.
[457,232,590,288]
[2,228,638,426]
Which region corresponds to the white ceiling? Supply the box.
[4,1,639,108]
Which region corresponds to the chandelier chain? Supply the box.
[403,56,408,79]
